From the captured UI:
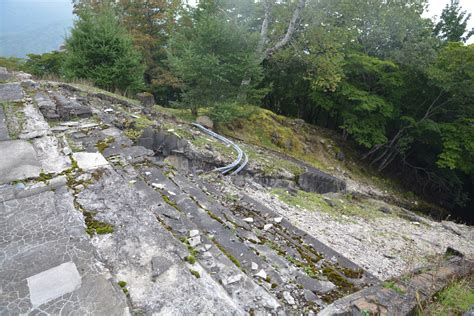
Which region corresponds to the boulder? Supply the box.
[52,92,92,119]
[35,92,59,120]
[20,79,38,90]
[196,116,214,129]
[293,118,305,131]
[137,128,189,156]
[298,171,346,194]
[136,92,155,108]
[0,67,12,81]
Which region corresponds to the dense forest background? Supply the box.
[1,0,473,222]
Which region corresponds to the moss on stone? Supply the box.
[212,240,241,268]
[95,137,115,154]
[84,211,114,236]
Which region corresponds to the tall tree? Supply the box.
[434,0,474,43]
[72,0,182,103]
[167,1,263,114]
[63,4,144,93]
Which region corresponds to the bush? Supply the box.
[0,57,24,72]
[23,51,65,78]
[209,103,255,127]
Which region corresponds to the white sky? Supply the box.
[424,0,474,43]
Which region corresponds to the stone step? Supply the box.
[132,166,282,313]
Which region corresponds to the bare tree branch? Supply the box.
[264,0,306,57]
[257,0,272,54]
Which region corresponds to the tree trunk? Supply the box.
[237,0,306,102]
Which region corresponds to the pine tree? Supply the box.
[63,5,144,94]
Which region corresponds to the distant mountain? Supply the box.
[0,0,74,58]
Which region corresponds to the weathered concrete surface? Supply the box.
[0,187,129,314]
[0,140,41,185]
[0,83,24,102]
[319,255,474,316]
[32,135,71,174]
[72,152,109,170]
[0,106,9,141]
[19,101,50,140]
[76,169,247,315]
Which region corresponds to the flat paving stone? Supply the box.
[72,152,109,170]
[0,187,129,315]
[0,140,41,184]
[0,83,24,102]
[27,261,82,308]
[0,106,9,140]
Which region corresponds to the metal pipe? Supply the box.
[192,123,247,175]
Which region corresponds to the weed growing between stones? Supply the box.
[124,129,142,141]
[383,280,406,295]
[84,211,114,236]
[185,255,196,264]
[118,281,129,295]
[95,137,115,153]
[212,240,241,268]
[189,269,201,278]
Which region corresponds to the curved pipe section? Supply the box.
[192,123,248,175]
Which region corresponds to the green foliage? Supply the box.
[434,0,474,43]
[0,57,24,72]
[63,4,144,94]
[420,277,474,315]
[209,103,255,127]
[23,51,65,78]
[383,281,406,295]
[167,1,263,112]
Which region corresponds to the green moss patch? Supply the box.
[84,211,114,236]
[271,188,387,220]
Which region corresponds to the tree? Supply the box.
[63,4,144,93]
[167,1,263,114]
[434,0,474,43]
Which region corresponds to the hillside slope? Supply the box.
[0,70,472,314]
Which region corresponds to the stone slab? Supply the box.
[27,261,82,308]
[0,187,129,314]
[0,106,9,140]
[0,83,24,102]
[72,152,109,170]
[0,140,41,184]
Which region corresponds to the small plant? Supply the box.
[189,269,201,278]
[124,128,142,141]
[185,255,196,264]
[118,281,128,295]
[383,281,406,295]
